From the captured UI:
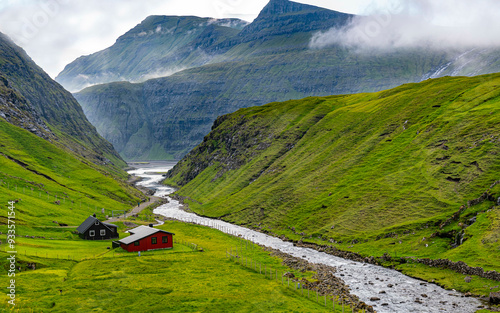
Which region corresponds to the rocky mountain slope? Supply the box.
[0,32,142,228]
[0,32,126,173]
[165,73,500,273]
[56,16,248,92]
[71,0,500,160]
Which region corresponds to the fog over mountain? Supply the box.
[310,0,500,50]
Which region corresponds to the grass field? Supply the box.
[0,221,352,312]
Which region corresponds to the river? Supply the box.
[129,162,482,313]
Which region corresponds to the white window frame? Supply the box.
[100,229,106,236]
[89,230,95,237]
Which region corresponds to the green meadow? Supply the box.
[1,221,345,312]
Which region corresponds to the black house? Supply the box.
[77,214,119,240]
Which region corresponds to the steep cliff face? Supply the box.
[0,32,126,171]
[56,16,248,92]
[0,74,52,140]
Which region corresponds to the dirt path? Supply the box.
[106,196,162,223]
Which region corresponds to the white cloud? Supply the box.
[310,0,500,50]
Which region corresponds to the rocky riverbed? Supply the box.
[154,197,484,313]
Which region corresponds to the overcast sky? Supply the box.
[2,0,498,78]
[0,0,380,78]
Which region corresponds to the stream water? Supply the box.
[129,162,483,313]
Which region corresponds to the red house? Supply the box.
[116,225,175,252]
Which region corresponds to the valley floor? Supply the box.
[1,220,349,312]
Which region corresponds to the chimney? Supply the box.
[93,213,96,218]
[149,224,154,228]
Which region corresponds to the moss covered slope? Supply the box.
[0,115,141,231]
[165,74,500,271]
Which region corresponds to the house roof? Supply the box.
[103,222,118,228]
[117,225,175,245]
[76,215,117,234]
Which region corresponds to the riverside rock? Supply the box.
[489,292,500,304]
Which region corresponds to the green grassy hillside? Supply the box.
[165,74,500,274]
[0,117,141,232]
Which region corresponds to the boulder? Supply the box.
[489,292,500,305]
[283,272,295,278]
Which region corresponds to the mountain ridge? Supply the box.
[0,32,127,173]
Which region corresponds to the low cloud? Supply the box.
[136,66,188,82]
[310,0,500,50]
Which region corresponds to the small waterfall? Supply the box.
[452,229,465,248]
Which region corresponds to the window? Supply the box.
[162,236,168,244]
[151,237,157,244]
[134,241,140,246]
[100,229,106,236]
[95,221,99,225]
[89,230,95,237]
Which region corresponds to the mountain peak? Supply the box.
[259,0,321,16]
[234,0,351,44]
